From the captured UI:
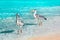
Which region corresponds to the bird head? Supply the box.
[31,9,37,13]
[16,13,20,17]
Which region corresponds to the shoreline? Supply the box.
[27,33,60,40]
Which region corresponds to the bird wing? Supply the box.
[36,14,47,20]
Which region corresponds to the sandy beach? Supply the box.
[27,33,60,40]
[0,5,60,40]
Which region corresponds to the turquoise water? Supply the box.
[0,0,60,31]
[0,0,60,30]
[0,1,60,19]
[0,1,60,40]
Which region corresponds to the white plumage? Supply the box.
[16,13,24,33]
[32,9,47,26]
[16,13,24,26]
[32,9,47,20]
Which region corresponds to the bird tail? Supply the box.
[44,17,47,20]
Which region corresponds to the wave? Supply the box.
[0,6,60,19]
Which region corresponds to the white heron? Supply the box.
[32,9,47,26]
[16,13,24,34]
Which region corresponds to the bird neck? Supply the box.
[34,11,37,15]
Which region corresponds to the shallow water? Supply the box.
[0,5,60,40]
[0,16,60,40]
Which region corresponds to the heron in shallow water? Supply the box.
[16,13,24,34]
[32,9,47,26]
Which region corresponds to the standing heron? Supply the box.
[32,9,47,26]
[16,13,24,34]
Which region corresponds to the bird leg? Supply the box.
[17,26,23,34]
[39,22,42,26]
[20,29,22,33]
[38,21,42,26]
[17,29,22,34]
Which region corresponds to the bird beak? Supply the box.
[30,10,35,13]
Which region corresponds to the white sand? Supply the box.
[0,16,60,40]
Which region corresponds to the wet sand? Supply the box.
[27,33,60,40]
